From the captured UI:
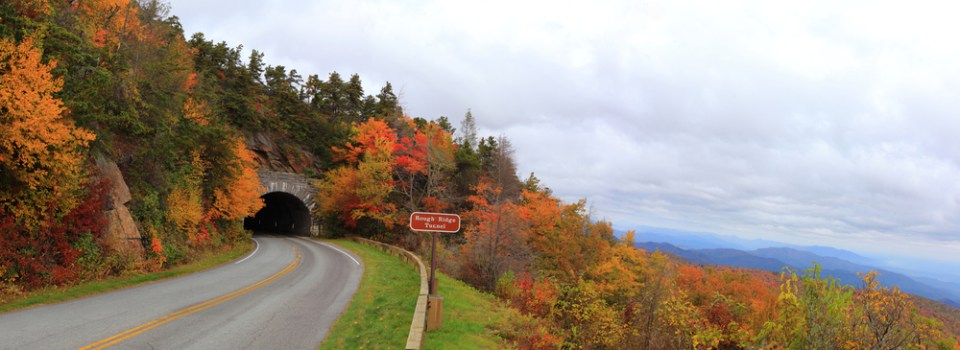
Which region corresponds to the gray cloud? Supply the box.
[167,0,960,270]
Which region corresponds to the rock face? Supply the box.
[95,156,145,256]
[246,131,321,174]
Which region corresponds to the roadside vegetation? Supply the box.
[0,240,251,313]
[423,273,518,350]
[323,239,514,350]
[319,240,419,349]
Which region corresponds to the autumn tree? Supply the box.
[166,151,206,245]
[459,176,530,292]
[851,271,919,350]
[10,0,52,19]
[210,137,265,221]
[394,118,457,214]
[0,36,96,226]
[71,0,143,53]
[316,118,400,231]
[758,264,853,349]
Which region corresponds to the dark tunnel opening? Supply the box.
[244,192,312,235]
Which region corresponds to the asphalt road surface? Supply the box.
[0,235,363,349]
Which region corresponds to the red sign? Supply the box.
[409,212,461,233]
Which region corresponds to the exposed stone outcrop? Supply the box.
[246,131,322,174]
[95,156,145,256]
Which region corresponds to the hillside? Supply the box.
[2,2,959,349]
[638,242,960,308]
[0,0,401,298]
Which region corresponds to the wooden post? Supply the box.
[426,294,444,331]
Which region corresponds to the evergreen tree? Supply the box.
[375,81,400,118]
[344,73,364,121]
[459,108,478,150]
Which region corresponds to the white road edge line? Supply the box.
[234,237,260,264]
[298,237,361,266]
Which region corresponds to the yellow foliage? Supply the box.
[166,152,205,243]
[211,138,265,220]
[183,97,210,126]
[166,183,203,241]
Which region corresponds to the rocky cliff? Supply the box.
[95,156,145,256]
[246,132,323,175]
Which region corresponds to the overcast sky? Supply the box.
[165,0,960,276]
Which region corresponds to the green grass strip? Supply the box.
[423,273,516,350]
[0,241,252,314]
[323,239,516,350]
[319,239,419,350]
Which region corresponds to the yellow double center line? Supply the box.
[79,245,302,350]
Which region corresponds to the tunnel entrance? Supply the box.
[244,192,312,235]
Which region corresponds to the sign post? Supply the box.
[409,211,460,330]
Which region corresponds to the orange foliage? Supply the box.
[184,72,198,92]
[676,265,778,336]
[0,36,95,225]
[459,177,529,291]
[850,271,919,349]
[394,118,456,215]
[420,196,447,212]
[332,118,398,164]
[73,0,143,53]
[211,138,265,220]
[318,119,399,228]
[149,236,166,269]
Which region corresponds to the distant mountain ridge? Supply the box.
[634,241,960,307]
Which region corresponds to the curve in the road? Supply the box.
[0,235,362,350]
[79,245,302,350]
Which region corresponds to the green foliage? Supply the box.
[72,232,103,279]
[495,269,517,300]
[760,264,853,349]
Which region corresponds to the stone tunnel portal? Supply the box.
[244,192,312,235]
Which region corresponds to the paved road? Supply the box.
[0,235,362,349]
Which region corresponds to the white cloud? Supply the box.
[167,0,960,266]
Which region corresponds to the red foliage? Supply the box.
[420,196,447,212]
[512,273,557,318]
[707,302,734,328]
[0,179,108,288]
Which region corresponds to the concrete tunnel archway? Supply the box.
[244,192,312,235]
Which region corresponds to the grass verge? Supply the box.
[319,239,419,349]
[0,240,252,314]
[423,272,518,350]
[322,239,517,350]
